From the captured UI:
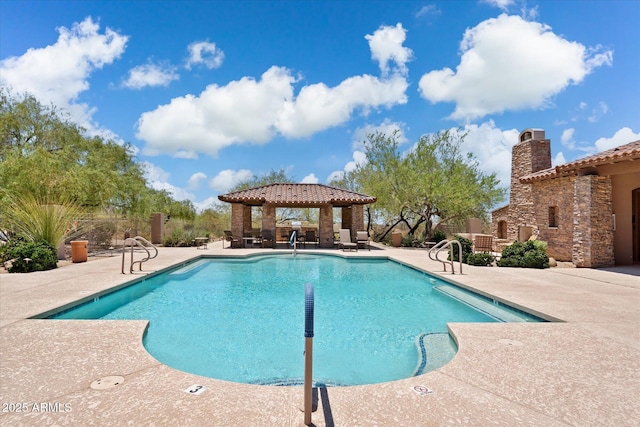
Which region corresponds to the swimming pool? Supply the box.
[50,254,541,386]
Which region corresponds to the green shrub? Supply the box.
[498,241,549,269]
[449,235,472,263]
[430,228,447,244]
[2,238,58,273]
[467,252,495,266]
[163,229,200,247]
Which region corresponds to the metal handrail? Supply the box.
[121,236,158,274]
[428,239,463,274]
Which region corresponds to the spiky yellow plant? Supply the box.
[4,194,86,248]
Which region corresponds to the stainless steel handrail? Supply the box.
[428,239,463,274]
[121,236,158,274]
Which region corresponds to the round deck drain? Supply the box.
[91,376,125,390]
[498,339,523,347]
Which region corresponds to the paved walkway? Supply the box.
[1,242,639,426]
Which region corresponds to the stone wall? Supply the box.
[319,205,334,248]
[533,176,575,262]
[572,175,614,267]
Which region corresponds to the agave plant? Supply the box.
[3,194,86,253]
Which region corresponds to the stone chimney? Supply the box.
[507,129,551,240]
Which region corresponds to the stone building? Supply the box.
[492,129,640,267]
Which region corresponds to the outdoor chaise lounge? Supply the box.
[356,231,371,250]
[338,229,358,252]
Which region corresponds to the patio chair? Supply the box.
[338,229,357,252]
[261,229,275,248]
[473,234,493,253]
[223,230,240,249]
[356,231,371,250]
[303,230,318,248]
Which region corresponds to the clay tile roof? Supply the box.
[520,140,640,183]
[217,183,376,206]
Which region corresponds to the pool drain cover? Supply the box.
[91,376,125,390]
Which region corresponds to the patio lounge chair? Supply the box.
[356,231,371,250]
[303,230,318,248]
[338,229,357,252]
[223,230,240,249]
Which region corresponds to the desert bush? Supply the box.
[449,235,472,263]
[498,241,549,269]
[1,237,58,273]
[466,252,495,266]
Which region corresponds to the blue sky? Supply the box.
[1,0,639,210]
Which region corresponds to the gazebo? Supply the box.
[218,183,376,248]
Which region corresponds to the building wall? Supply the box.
[319,205,334,248]
[533,177,576,262]
[612,172,640,264]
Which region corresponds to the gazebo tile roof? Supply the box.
[520,140,640,183]
[218,183,376,206]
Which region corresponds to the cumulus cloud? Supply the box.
[450,121,519,188]
[141,161,195,201]
[187,172,207,190]
[552,152,567,167]
[482,0,515,10]
[123,63,179,89]
[365,23,413,76]
[0,17,128,139]
[594,127,640,152]
[186,41,224,70]
[327,150,368,184]
[352,119,407,151]
[208,169,253,193]
[137,25,410,157]
[418,14,613,121]
[301,173,319,184]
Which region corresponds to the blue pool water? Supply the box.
[51,254,540,386]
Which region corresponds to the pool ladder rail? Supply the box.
[428,239,463,274]
[121,236,159,274]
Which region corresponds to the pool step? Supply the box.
[433,284,529,323]
[169,259,209,279]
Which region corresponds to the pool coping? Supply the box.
[1,242,639,425]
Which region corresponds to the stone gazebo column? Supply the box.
[231,203,244,240]
[319,205,334,248]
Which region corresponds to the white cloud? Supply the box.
[188,172,207,190]
[137,26,411,157]
[327,150,368,184]
[186,41,224,70]
[194,196,223,212]
[301,173,319,184]
[594,127,640,152]
[365,23,413,76]
[552,152,566,166]
[0,17,128,139]
[482,0,515,10]
[418,14,613,121]
[123,63,179,89]
[208,169,253,193]
[352,119,407,151]
[588,101,608,123]
[451,121,519,188]
[561,128,576,149]
[416,5,441,18]
[141,161,195,201]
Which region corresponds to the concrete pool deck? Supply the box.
[1,242,639,426]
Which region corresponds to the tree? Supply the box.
[0,91,143,209]
[352,130,506,241]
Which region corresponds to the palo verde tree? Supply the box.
[352,130,505,241]
[0,90,188,223]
